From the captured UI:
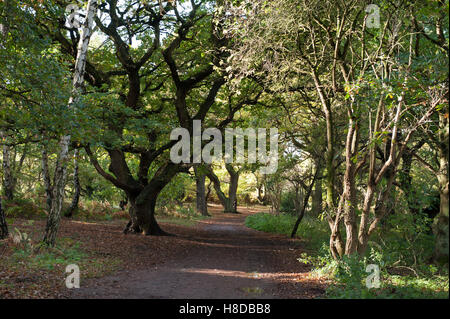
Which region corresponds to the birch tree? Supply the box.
[66,148,81,218]
[43,0,98,246]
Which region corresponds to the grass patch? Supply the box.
[245,212,329,250]
[11,243,87,270]
[4,230,122,279]
[245,212,297,235]
[323,256,449,299]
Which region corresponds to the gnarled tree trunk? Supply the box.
[2,142,14,200]
[134,163,180,235]
[226,164,239,213]
[206,164,239,213]
[123,194,142,234]
[290,169,319,238]
[194,165,209,216]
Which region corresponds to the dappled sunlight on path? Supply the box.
[70,206,326,299]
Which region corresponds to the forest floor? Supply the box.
[0,204,327,299]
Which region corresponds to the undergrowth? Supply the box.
[246,212,449,299]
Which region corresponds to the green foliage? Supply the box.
[74,199,128,221]
[325,255,449,299]
[280,191,297,214]
[245,212,296,235]
[0,0,71,136]
[11,240,87,271]
[157,173,191,208]
[370,211,436,274]
[4,198,46,219]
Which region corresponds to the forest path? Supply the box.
[70,206,326,299]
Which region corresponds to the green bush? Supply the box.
[245,212,296,235]
[280,191,297,214]
[75,199,126,221]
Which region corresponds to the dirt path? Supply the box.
[70,207,326,299]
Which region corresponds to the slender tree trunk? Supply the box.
[41,147,53,212]
[1,134,14,201]
[329,194,346,259]
[311,169,322,217]
[205,180,212,203]
[433,109,449,264]
[207,167,228,209]
[194,166,209,216]
[43,0,98,246]
[66,149,80,218]
[359,173,397,254]
[342,115,359,255]
[291,170,319,238]
[43,136,70,246]
[434,171,449,264]
[311,70,342,258]
[0,197,8,239]
[293,186,303,215]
